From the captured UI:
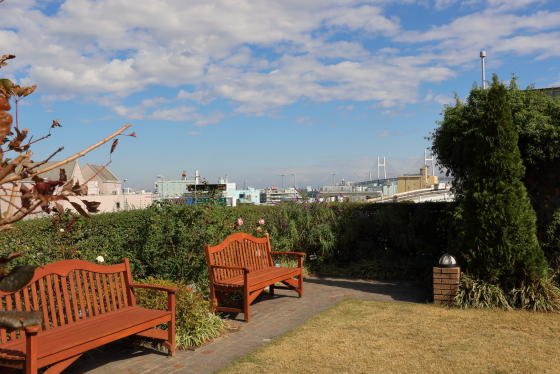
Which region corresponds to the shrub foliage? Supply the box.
[0,200,453,287]
[134,277,227,349]
[453,75,547,287]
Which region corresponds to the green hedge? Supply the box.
[0,201,456,289]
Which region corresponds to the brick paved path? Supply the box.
[66,276,430,374]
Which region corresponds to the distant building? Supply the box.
[260,187,300,204]
[20,160,85,186]
[82,163,122,196]
[0,160,151,215]
[154,170,204,198]
[397,166,438,194]
[533,86,560,98]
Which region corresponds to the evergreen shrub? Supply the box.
[134,277,227,349]
[0,200,454,285]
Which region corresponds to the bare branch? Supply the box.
[5,152,30,218]
[0,199,43,231]
[84,160,112,185]
[24,147,63,173]
[0,154,26,184]
[2,123,131,184]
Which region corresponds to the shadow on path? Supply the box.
[305,276,431,303]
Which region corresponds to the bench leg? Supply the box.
[243,284,251,322]
[43,355,81,374]
[269,284,275,296]
[25,328,38,374]
[298,273,304,298]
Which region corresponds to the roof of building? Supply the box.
[84,163,120,183]
[533,86,560,97]
[20,161,79,183]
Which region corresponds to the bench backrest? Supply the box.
[205,233,273,282]
[0,258,136,345]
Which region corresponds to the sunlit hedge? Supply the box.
[0,201,455,291]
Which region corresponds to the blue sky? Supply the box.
[1,0,560,190]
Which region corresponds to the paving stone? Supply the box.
[64,275,429,374]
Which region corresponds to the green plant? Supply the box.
[456,273,560,311]
[431,74,560,279]
[441,75,547,288]
[510,277,560,312]
[0,201,454,287]
[455,273,512,310]
[134,277,227,349]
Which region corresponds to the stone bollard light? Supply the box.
[433,253,460,305]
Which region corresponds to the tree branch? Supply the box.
[2,123,131,184]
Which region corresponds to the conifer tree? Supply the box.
[459,74,547,287]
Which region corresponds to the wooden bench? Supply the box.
[204,233,304,322]
[0,258,177,374]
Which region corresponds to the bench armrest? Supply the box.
[270,251,305,268]
[271,251,306,257]
[24,325,42,334]
[210,264,253,272]
[129,284,179,293]
[129,284,178,313]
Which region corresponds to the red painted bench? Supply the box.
[0,258,177,374]
[204,233,304,322]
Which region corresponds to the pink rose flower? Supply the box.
[237,218,244,226]
[256,227,262,233]
[259,219,265,225]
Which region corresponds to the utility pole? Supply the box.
[480,51,486,89]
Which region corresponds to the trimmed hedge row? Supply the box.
[0,201,456,290]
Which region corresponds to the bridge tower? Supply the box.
[377,157,386,180]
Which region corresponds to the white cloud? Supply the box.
[381,109,416,117]
[433,0,459,11]
[2,0,559,124]
[150,106,197,121]
[295,116,313,123]
[434,94,454,105]
[336,105,354,111]
[374,131,392,137]
[192,111,227,127]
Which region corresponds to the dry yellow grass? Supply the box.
[216,299,560,374]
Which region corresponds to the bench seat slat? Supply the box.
[215,266,300,289]
[0,306,170,361]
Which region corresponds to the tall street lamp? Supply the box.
[279,173,286,190]
[156,175,164,200]
[331,173,337,186]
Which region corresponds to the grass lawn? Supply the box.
[216,299,560,374]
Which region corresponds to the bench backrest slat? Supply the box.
[68,272,80,323]
[205,233,273,282]
[0,259,134,345]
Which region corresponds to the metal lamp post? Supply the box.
[279,173,286,191]
[331,173,337,186]
[480,51,486,89]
